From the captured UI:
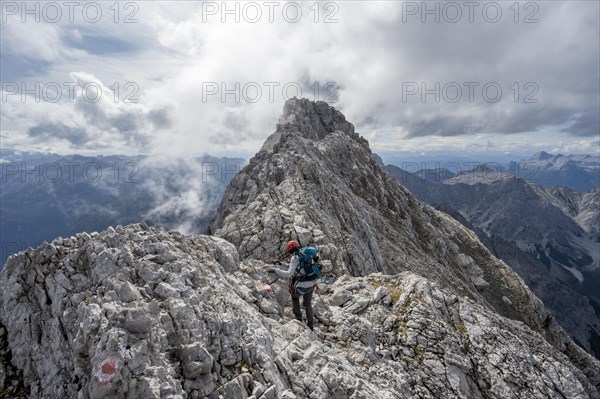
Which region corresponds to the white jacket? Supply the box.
[273,254,318,288]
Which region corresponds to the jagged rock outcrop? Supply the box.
[208,98,600,388]
[1,224,599,398]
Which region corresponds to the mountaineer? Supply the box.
[267,240,321,330]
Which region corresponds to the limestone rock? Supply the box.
[208,99,600,385]
[1,223,599,398]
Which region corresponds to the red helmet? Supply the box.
[286,240,300,253]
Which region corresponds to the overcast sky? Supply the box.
[1,0,598,159]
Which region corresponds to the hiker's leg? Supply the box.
[291,294,302,321]
[303,287,314,330]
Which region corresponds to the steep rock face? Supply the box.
[579,190,600,239]
[435,203,600,360]
[420,176,598,277]
[392,167,600,358]
[1,224,599,398]
[208,99,599,386]
[549,187,600,240]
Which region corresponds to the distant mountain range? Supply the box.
[0,150,245,266]
[508,151,600,192]
[385,160,600,358]
[385,151,599,191]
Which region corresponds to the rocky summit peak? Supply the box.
[260,98,369,153]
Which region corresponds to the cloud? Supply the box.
[148,108,172,130]
[139,155,239,234]
[1,1,598,156]
[564,113,600,137]
[65,29,143,55]
[5,72,171,153]
[1,19,78,62]
[27,122,91,146]
[141,1,599,153]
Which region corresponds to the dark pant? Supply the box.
[292,286,314,329]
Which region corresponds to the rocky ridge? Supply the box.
[1,224,599,398]
[208,98,599,386]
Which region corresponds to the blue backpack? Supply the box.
[295,246,322,282]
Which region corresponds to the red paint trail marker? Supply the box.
[93,351,123,389]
